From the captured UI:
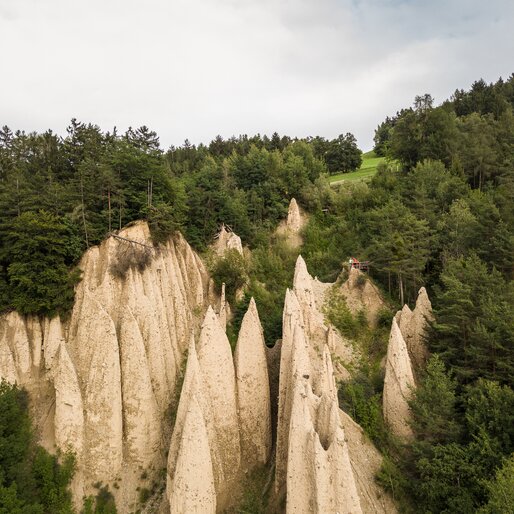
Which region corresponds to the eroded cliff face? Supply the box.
[340,267,386,327]
[276,197,306,248]
[274,256,393,513]
[384,287,433,439]
[1,222,400,513]
[234,298,272,470]
[382,318,416,439]
[166,301,271,512]
[0,222,213,512]
[213,224,243,256]
[396,287,433,372]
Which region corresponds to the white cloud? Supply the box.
[1,0,513,150]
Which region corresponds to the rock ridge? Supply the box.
[0,221,213,511]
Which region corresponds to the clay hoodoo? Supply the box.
[383,318,416,439]
[218,282,227,331]
[197,307,241,487]
[276,198,306,248]
[213,224,243,256]
[1,221,401,513]
[286,197,304,233]
[234,298,272,470]
[168,396,217,514]
[167,300,273,511]
[275,256,363,513]
[340,267,386,327]
[396,287,433,372]
[339,410,398,513]
[0,221,213,511]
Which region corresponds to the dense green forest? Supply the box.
[306,74,514,513]
[0,74,513,512]
[0,122,360,316]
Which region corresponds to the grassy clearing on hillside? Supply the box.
[329,150,385,184]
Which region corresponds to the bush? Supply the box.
[324,287,360,339]
[377,308,394,328]
[338,376,388,448]
[210,249,248,304]
[109,240,153,279]
[83,484,117,514]
[356,273,367,287]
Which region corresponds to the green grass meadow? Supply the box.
[329,150,385,184]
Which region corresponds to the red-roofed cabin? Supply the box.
[349,257,369,271]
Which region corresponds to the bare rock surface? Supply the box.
[197,307,241,491]
[213,224,243,256]
[0,224,399,514]
[0,221,212,512]
[397,287,433,372]
[167,302,273,511]
[339,410,397,513]
[276,198,306,248]
[218,283,227,331]
[340,267,386,327]
[168,396,216,514]
[383,318,416,439]
[234,298,272,469]
[287,198,304,233]
[275,257,364,513]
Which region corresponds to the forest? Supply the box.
[0,74,513,512]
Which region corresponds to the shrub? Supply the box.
[377,307,394,328]
[84,484,117,514]
[338,376,388,448]
[210,249,248,304]
[109,240,153,279]
[324,287,359,339]
[356,273,367,287]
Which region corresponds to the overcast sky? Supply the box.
[1,0,513,150]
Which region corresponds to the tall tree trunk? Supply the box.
[80,171,89,247]
[399,272,404,306]
[118,197,122,230]
[108,187,111,233]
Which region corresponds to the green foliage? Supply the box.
[397,361,514,513]
[409,355,460,446]
[0,211,82,316]
[338,378,386,447]
[324,287,363,340]
[0,381,32,487]
[83,484,117,514]
[224,465,270,514]
[376,455,412,509]
[432,254,514,384]
[0,123,330,316]
[324,133,362,174]
[231,235,297,346]
[210,250,248,304]
[479,454,514,514]
[0,381,75,513]
[464,380,514,463]
[364,199,430,304]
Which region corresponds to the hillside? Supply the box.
[1,73,513,513]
